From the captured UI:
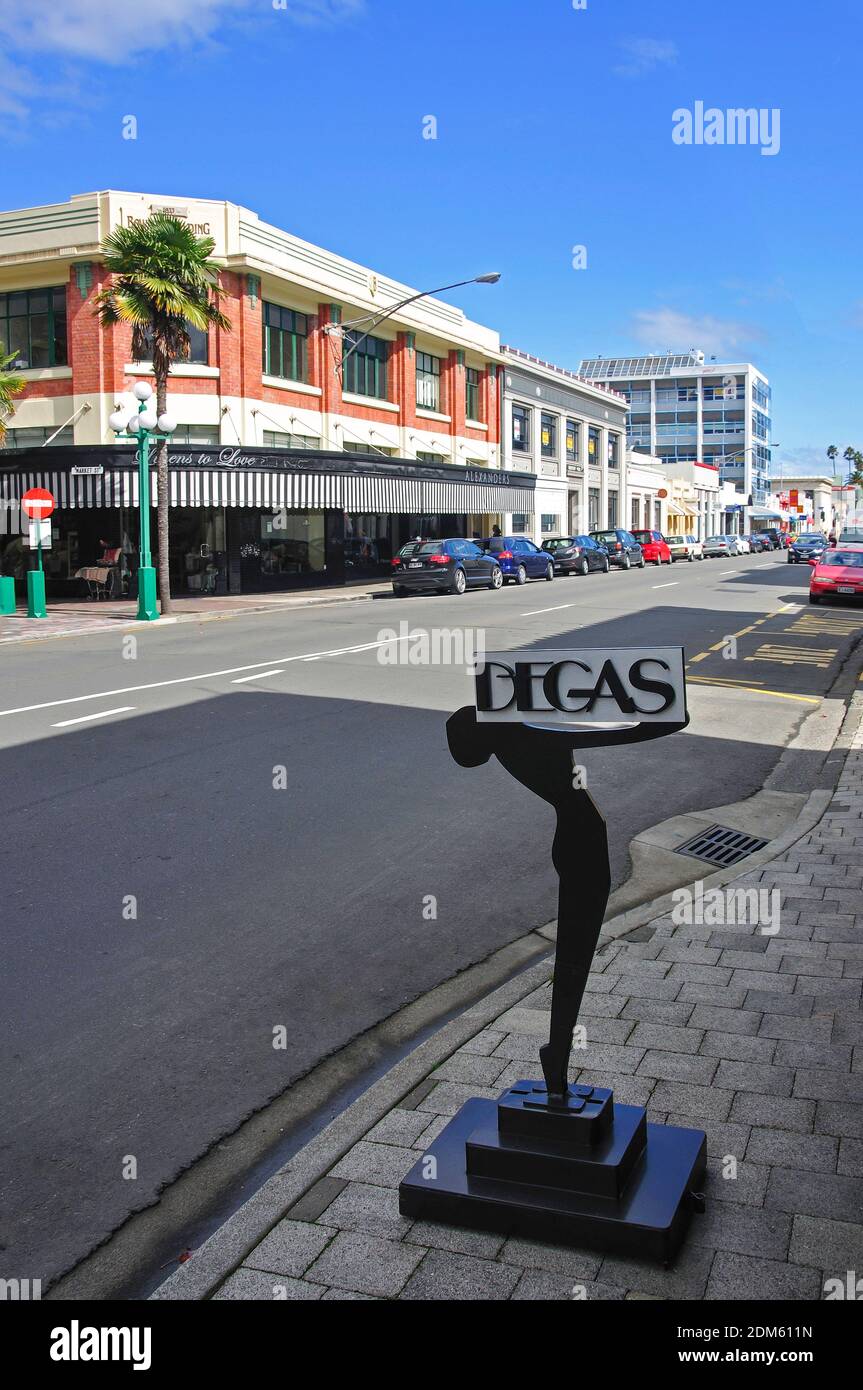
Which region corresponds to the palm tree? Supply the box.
[826,444,838,472]
[0,344,25,447]
[94,213,230,614]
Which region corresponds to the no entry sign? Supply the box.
[22,487,56,519]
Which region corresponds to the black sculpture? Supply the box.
[399,689,707,1264]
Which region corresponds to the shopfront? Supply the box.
[0,446,537,597]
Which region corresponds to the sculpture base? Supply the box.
[399,1083,707,1265]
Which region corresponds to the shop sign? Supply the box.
[474,647,686,727]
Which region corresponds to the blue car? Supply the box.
[480,535,555,585]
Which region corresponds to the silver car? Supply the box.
[703,535,733,558]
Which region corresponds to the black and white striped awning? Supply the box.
[0,465,534,515]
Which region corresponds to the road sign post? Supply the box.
[21,488,55,619]
[400,648,707,1264]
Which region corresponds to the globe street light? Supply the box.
[109,382,177,621]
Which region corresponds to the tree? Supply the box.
[0,344,25,447]
[94,213,230,613]
[826,444,838,471]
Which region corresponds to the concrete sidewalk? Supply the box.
[153,696,863,1302]
[0,581,391,643]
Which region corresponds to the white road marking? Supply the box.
[652,582,678,589]
[0,636,413,719]
[521,604,573,616]
[719,569,737,574]
[52,707,135,728]
[230,669,285,684]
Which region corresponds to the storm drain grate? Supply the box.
[675,823,769,868]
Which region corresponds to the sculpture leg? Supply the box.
[539,794,611,1099]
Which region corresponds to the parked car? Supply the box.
[809,545,863,604]
[667,535,703,562]
[730,536,751,555]
[788,533,828,564]
[541,535,610,576]
[590,528,645,570]
[392,538,502,595]
[703,535,734,558]
[743,533,769,553]
[631,529,672,565]
[479,535,555,584]
[756,528,782,550]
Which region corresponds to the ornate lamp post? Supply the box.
[108,382,177,621]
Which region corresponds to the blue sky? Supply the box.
[1,0,860,475]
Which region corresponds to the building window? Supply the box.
[512,404,530,452]
[262,302,308,382]
[608,491,618,527]
[262,429,320,450]
[466,367,481,421]
[588,486,600,530]
[631,495,640,529]
[566,419,579,462]
[342,441,395,456]
[0,286,67,369]
[511,513,529,534]
[540,413,557,458]
[540,513,559,534]
[416,451,447,464]
[170,425,220,446]
[416,352,441,411]
[133,319,209,366]
[588,426,600,463]
[608,433,620,469]
[4,425,73,448]
[343,331,388,399]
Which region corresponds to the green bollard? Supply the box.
[0,575,15,615]
[26,568,47,619]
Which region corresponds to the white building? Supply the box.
[578,350,772,530]
[501,346,628,538]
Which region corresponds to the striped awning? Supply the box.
[0,464,534,515]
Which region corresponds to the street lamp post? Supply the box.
[326,273,502,373]
[108,382,177,622]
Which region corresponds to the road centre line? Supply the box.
[231,669,285,684]
[652,582,677,589]
[0,636,413,719]
[521,604,573,616]
[52,707,136,728]
[719,569,737,574]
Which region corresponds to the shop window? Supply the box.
[466,367,482,421]
[342,331,388,399]
[416,352,441,411]
[588,486,600,530]
[608,491,618,527]
[262,302,308,381]
[540,513,559,533]
[0,286,67,368]
[258,511,325,575]
[511,513,530,533]
[512,404,530,452]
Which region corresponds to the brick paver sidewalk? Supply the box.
[160,703,863,1302]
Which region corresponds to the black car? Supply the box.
[392,538,503,595]
[590,528,645,570]
[743,533,770,553]
[541,535,610,576]
[788,534,828,564]
[761,528,784,550]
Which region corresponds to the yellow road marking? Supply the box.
[745,644,836,667]
[687,676,821,703]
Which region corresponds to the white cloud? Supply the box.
[630,307,764,357]
[614,37,678,78]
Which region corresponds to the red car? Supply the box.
[808,544,863,604]
[632,529,672,565]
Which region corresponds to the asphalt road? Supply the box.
[2,550,861,1287]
